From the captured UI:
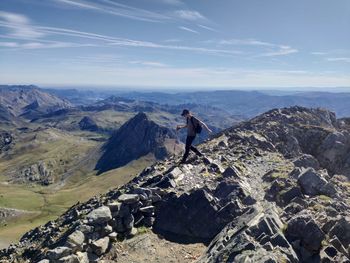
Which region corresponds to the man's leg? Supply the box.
[190,145,202,156]
[181,136,195,163]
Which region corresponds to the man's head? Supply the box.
[181,109,190,118]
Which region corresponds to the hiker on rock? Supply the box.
[176,109,212,164]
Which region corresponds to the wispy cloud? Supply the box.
[163,38,182,43]
[174,10,206,21]
[0,11,44,38]
[129,60,168,67]
[197,24,219,33]
[219,38,275,47]
[214,38,298,57]
[259,45,298,57]
[326,57,350,63]
[0,12,241,55]
[0,40,94,49]
[178,26,199,34]
[311,51,327,55]
[158,0,183,5]
[53,0,170,22]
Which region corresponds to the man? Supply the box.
[176,109,212,164]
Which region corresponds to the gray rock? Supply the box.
[47,247,71,260]
[108,232,118,242]
[76,251,89,263]
[293,154,320,170]
[286,215,325,253]
[90,236,110,256]
[106,201,121,212]
[76,224,94,235]
[66,230,85,250]
[142,216,155,227]
[123,214,134,229]
[57,255,80,263]
[222,166,241,178]
[86,206,112,225]
[329,217,350,247]
[280,186,303,204]
[118,194,140,204]
[139,206,155,215]
[297,168,328,196]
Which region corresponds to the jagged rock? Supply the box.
[329,236,349,258]
[90,236,110,256]
[108,232,118,242]
[280,186,303,204]
[297,168,328,196]
[286,215,325,253]
[19,161,54,185]
[329,217,350,247]
[76,251,89,263]
[200,207,298,263]
[293,154,320,170]
[118,194,140,204]
[123,214,134,230]
[139,206,155,215]
[154,189,223,242]
[47,247,71,260]
[57,254,80,263]
[76,224,94,235]
[222,166,241,178]
[86,206,112,225]
[317,131,350,174]
[66,230,85,251]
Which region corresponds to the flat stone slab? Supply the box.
[118,194,140,204]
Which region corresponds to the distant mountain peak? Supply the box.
[95,112,177,174]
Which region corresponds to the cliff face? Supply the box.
[95,112,178,174]
[1,107,350,263]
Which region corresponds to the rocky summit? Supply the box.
[1,106,350,263]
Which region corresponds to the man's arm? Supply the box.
[198,119,212,133]
[176,124,187,131]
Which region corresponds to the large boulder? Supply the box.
[86,206,112,225]
[297,168,327,196]
[286,215,325,253]
[90,236,110,256]
[329,217,350,248]
[46,247,71,260]
[293,154,320,170]
[317,131,350,174]
[153,189,222,242]
[66,230,85,251]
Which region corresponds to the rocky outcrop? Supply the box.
[0,131,12,153]
[16,161,54,185]
[95,112,178,174]
[1,106,350,263]
[8,161,55,185]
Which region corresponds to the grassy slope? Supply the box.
[0,155,154,247]
[0,125,155,247]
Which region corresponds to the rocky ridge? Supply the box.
[0,106,349,263]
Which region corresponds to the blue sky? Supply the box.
[0,0,349,89]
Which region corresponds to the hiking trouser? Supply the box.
[182,135,202,162]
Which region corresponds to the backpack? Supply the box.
[190,116,202,134]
